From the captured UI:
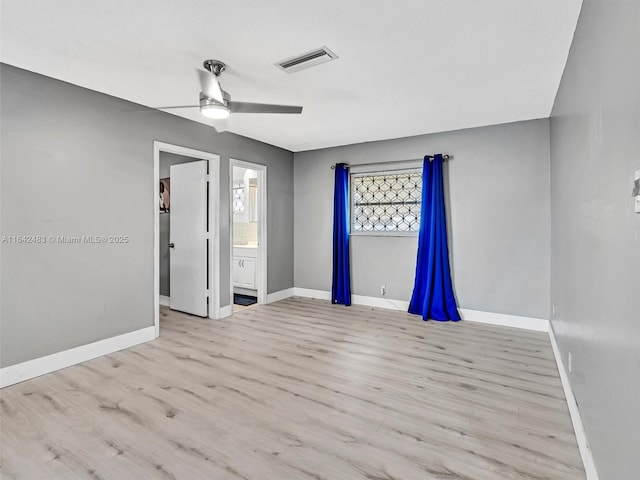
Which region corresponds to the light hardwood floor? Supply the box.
[233,303,255,313]
[0,298,585,480]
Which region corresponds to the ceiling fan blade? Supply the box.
[229,102,303,114]
[126,105,199,112]
[196,69,224,103]
[154,105,200,110]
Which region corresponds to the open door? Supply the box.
[169,161,208,317]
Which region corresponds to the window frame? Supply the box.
[350,167,423,237]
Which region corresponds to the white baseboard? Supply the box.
[351,294,410,311]
[159,295,170,306]
[548,325,600,480]
[266,287,295,303]
[292,288,547,331]
[459,308,549,332]
[292,287,331,301]
[219,304,233,318]
[0,326,157,388]
[292,288,409,310]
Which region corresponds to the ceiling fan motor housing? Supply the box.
[200,90,230,108]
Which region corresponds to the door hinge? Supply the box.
[206,289,211,297]
[205,174,210,182]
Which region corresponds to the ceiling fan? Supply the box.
[152,59,303,131]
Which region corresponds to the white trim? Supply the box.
[209,153,221,320]
[154,144,160,337]
[350,160,422,174]
[219,304,233,319]
[459,308,549,332]
[233,286,258,297]
[549,325,600,480]
[292,287,331,301]
[0,326,156,388]
[351,294,410,311]
[159,295,170,307]
[266,287,295,303]
[292,288,548,331]
[153,141,222,331]
[229,159,268,306]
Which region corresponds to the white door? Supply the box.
[169,161,208,317]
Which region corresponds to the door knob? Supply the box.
[168,243,175,249]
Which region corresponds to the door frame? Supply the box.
[154,141,221,337]
[229,158,267,306]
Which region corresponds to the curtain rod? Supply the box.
[330,154,451,169]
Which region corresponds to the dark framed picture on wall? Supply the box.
[159,178,170,213]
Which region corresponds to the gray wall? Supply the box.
[549,1,640,478]
[0,64,294,368]
[158,152,196,297]
[294,119,551,320]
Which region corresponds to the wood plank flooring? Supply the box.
[0,297,585,480]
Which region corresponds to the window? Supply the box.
[351,169,422,234]
[232,180,245,213]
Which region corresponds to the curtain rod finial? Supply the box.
[331,163,349,170]
[426,154,451,161]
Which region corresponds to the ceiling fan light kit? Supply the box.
[199,93,230,120]
[200,104,230,120]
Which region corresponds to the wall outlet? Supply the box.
[380,285,386,296]
[568,352,573,373]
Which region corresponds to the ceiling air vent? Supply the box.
[276,46,338,73]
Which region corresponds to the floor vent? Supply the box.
[276,46,338,73]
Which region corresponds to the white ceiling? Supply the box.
[1,0,582,152]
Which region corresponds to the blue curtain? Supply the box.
[408,155,460,321]
[331,163,351,306]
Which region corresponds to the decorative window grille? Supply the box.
[232,180,245,213]
[351,169,422,234]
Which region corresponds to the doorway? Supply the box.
[230,159,267,312]
[153,141,221,337]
